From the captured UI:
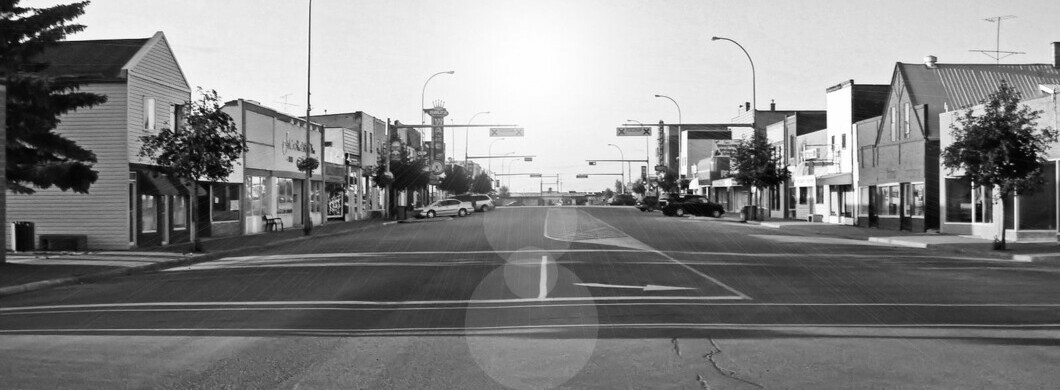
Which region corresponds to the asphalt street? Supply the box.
[2,206,1060,389]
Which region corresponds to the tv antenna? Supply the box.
[275,93,297,112]
[969,15,1024,64]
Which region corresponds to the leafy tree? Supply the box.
[941,80,1057,249]
[601,188,614,200]
[438,164,470,195]
[370,135,428,216]
[139,88,248,247]
[498,185,510,199]
[3,0,107,194]
[731,131,790,208]
[471,172,493,194]
[631,179,646,195]
[657,168,680,193]
[614,179,625,194]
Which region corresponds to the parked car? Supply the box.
[414,199,473,218]
[504,200,525,207]
[662,195,725,217]
[454,193,495,212]
[609,193,636,206]
[658,193,681,208]
[635,195,659,212]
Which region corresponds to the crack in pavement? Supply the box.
[703,338,765,389]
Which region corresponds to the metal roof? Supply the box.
[898,63,1060,111]
[33,38,149,82]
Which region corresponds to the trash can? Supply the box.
[741,205,757,222]
[13,221,34,252]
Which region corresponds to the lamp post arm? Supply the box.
[712,37,756,112]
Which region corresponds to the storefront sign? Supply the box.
[793,175,816,187]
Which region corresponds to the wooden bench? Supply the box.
[262,215,284,232]
[39,234,88,251]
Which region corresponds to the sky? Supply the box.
[25,0,1060,192]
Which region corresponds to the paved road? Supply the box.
[2,206,1060,389]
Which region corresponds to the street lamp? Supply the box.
[711,36,756,116]
[607,143,625,193]
[627,119,650,182]
[488,138,506,174]
[504,157,522,189]
[421,70,455,124]
[653,94,682,128]
[464,111,489,167]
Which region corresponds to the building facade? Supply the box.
[6,32,194,250]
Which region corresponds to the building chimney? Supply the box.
[924,55,937,68]
[744,102,751,112]
[770,99,776,111]
[1053,42,1059,68]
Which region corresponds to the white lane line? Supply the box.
[3,322,1060,336]
[538,255,548,300]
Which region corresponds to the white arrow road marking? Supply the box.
[574,283,696,292]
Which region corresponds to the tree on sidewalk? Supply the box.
[941,80,1057,250]
[731,131,790,213]
[631,179,646,195]
[438,164,470,195]
[470,172,493,194]
[138,88,248,250]
[498,185,510,199]
[3,0,107,194]
[657,168,680,193]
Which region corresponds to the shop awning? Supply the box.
[135,169,207,196]
[818,172,853,186]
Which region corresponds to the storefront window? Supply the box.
[173,196,187,229]
[212,183,241,221]
[276,178,294,215]
[945,177,972,223]
[859,187,871,216]
[327,182,345,217]
[799,187,808,205]
[815,186,824,204]
[1019,162,1056,230]
[876,185,900,216]
[141,194,157,232]
[973,186,993,224]
[246,176,266,217]
[904,183,924,217]
[311,181,323,213]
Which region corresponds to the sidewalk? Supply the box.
[0,216,392,296]
[696,214,1060,263]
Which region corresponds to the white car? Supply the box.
[413,199,473,218]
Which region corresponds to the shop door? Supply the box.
[293,179,303,226]
[900,183,912,231]
[868,186,878,228]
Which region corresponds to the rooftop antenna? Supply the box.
[969,15,1024,64]
[275,93,297,112]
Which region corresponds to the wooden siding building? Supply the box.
[6,32,193,250]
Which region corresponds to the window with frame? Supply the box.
[144,97,156,130]
[841,134,846,149]
[212,183,241,221]
[876,185,900,216]
[168,104,184,131]
[815,186,824,204]
[945,177,972,222]
[903,103,911,139]
[789,135,796,158]
[904,183,924,217]
[859,187,871,216]
[276,178,294,215]
[973,185,993,224]
[173,196,187,229]
[246,176,266,217]
[798,187,808,205]
[141,194,157,232]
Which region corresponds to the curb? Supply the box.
[0,220,391,298]
[866,237,929,249]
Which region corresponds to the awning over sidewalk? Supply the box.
[818,172,853,186]
[134,168,207,196]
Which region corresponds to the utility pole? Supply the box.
[303,0,313,235]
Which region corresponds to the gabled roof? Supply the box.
[34,38,149,82]
[897,63,1060,111]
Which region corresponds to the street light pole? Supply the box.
[421,70,454,124]
[303,0,313,236]
[607,143,625,193]
[712,36,756,123]
[487,138,505,174]
[464,111,489,168]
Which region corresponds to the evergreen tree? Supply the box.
[941,80,1057,249]
[2,0,106,194]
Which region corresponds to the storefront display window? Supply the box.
[327,182,345,217]
[141,194,157,232]
[212,183,240,221]
[276,178,294,215]
[1019,162,1056,230]
[311,182,323,213]
[246,176,267,217]
[945,177,972,222]
[904,183,925,217]
[876,185,900,217]
[859,187,871,216]
[173,196,187,229]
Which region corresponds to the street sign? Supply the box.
[654,164,666,172]
[529,173,542,178]
[715,140,739,156]
[576,174,589,178]
[489,127,524,137]
[430,161,444,175]
[524,157,533,162]
[588,161,597,166]
[616,126,651,136]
